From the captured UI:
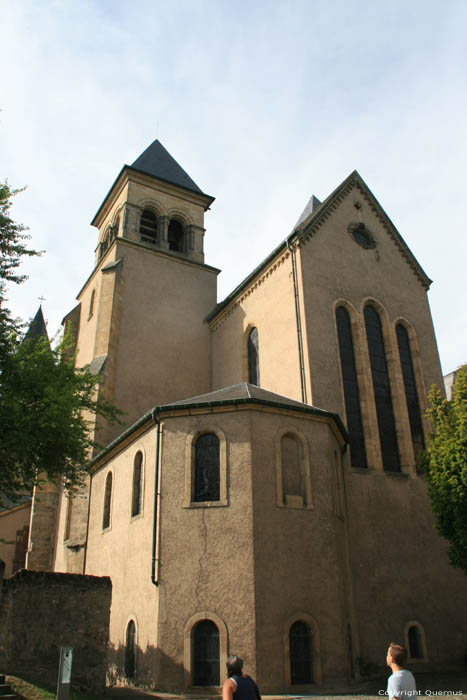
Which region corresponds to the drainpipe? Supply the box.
[288,238,307,403]
[151,410,161,586]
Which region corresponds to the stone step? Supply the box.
[0,687,13,697]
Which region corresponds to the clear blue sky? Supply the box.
[1,0,466,375]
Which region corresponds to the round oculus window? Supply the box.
[347,222,376,249]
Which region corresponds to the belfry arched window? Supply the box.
[194,434,220,502]
[396,324,425,459]
[131,451,143,517]
[281,433,305,504]
[192,620,220,686]
[290,620,313,685]
[248,327,260,386]
[335,306,367,467]
[102,472,113,530]
[140,209,158,243]
[364,305,401,471]
[125,620,136,680]
[168,219,184,251]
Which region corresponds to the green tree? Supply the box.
[422,365,467,574]
[0,181,120,504]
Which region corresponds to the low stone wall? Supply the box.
[0,568,111,692]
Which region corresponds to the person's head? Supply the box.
[226,655,244,678]
[387,643,407,668]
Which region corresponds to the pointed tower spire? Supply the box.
[24,306,49,345]
[131,140,204,194]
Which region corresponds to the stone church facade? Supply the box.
[24,140,466,691]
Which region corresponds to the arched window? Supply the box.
[192,620,220,686]
[290,620,313,685]
[335,306,367,467]
[125,620,136,680]
[88,289,96,320]
[168,219,184,251]
[364,305,401,472]
[281,434,305,505]
[131,451,143,517]
[396,324,425,459]
[408,625,422,659]
[248,327,260,386]
[140,209,158,243]
[64,491,73,541]
[102,472,113,530]
[194,434,220,502]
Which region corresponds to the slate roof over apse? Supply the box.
[130,139,204,195]
[23,306,49,344]
[89,383,349,471]
[164,382,348,440]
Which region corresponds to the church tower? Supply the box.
[52,140,219,572]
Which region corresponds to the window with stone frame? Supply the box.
[131,451,143,517]
[364,305,401,471]
[125,620,136,679]
[140,208,158,243]
[193,434,220,502]
[290,620,313,685]
[102,471,113,530]
[281,433,306,506]
[168,218,184,251]
[335,305,367,467]
[396,323,425,460]
[247,327,260,386]
[192,619,220,686]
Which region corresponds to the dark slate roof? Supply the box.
[168,382,311,409]
[130,139,204,195]
[89,383,348,469]
[23,306,49,344]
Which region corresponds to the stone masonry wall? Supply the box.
[0,569,111,691]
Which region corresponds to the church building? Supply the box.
[22,140,467,691]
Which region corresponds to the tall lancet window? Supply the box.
[335,306,367,468]
[248,327,260,386]
[102,472,113,529]
[364,305,401,471]
[396,324,425,459]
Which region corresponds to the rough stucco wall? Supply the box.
[250,411,350,690]
[85,427,159,687]
[211,250,302,401]
[156,411,256,691]
[0,570,111,692]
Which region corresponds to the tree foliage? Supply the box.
[0,333,120,501]
[422,365,467,574]
[0,181,120,505]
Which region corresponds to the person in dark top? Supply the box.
[222,655,260,700]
